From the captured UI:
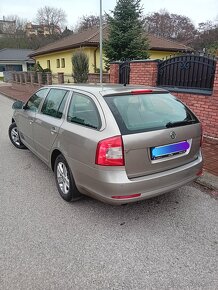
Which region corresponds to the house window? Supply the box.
[56,59,60,68]
[0,65,6,72]
[47,60,51,70]
[61,58,65,68]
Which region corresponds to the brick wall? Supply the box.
[172,61,218,139]
[129,60,158,87]
[110,63,120,83]
[88,73,110,83]
[172,92,218,139]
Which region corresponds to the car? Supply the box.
[9,84,203,205]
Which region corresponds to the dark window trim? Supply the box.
[61,58,65,68]
[56,59,60,68]
[47,60,51,70]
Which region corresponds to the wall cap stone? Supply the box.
[166,87,213,96]
[130,59,160,63]
[110,61,123,64]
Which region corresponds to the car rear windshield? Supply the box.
[104,93,199,134]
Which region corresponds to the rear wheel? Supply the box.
[8,122,27,149]
[54,154,82,202]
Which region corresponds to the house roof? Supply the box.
[0,48,34,62]
[30,26,193,57]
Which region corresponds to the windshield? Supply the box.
[104,93,199,134]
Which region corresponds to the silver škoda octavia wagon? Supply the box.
[9,85,203,205]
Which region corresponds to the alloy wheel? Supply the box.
[56,162,70,195]
[11,127,21,146]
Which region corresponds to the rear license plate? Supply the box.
[151,141,190,160]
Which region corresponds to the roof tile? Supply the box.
[31,26,193,57]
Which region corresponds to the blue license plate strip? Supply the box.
[151,141,190,160]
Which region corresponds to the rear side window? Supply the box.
[104,93,199,134]
[67,93,101,130]
[41,89,69,119]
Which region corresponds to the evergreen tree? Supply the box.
[104,0,149,64]
[72,51,89,83]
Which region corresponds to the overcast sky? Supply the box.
[1,0,218,28]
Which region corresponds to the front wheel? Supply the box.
[8,122,27,149]
[54,154,82,202]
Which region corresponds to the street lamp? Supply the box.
[99,0,103,84]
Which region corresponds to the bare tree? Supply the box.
[144,10,196,43]
[3,15,27,34]
[74,14,107,32]
[192,21,218,54]
[36,6,67,35]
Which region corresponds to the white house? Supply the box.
[0,48,35,77]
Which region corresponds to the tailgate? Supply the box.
[123,124,201,178]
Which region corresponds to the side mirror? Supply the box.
[12,100,25,110]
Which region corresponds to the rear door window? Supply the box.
[104,93,199,134]
[67,93,101,130]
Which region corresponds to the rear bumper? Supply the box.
[73,154,203,205]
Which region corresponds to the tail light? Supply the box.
[197,168,203,176]
[95,136,124,166]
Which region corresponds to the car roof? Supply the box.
[44,84,168,96]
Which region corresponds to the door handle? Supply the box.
[51,127,58,134]
[29,119,34,124]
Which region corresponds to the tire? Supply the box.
[8,122,27,149]
[54,154,82,202]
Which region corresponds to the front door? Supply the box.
[16,89,48,152]
[33,88,70,164]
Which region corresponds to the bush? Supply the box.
[72,51,89,83]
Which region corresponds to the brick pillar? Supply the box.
[37,72,43,85]
[209,60,218,139]
[23,72,28,84]
[19,74,22,83]
[110,62,120,84]
[27,72,31,83]
[14,73,18,83]
[15,73,19,83]
[46,72,52,85]
[30,72,35,84]
[58,72,64,84]
[18,73,22,84]
[20,73,24,84]
[129,60,159,87]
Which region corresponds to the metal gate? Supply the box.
[157,54,216,90]
[119,61,130,85]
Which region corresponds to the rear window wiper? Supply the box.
[166,120,197,128]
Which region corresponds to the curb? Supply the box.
[0,92,17,101]
[195,171,218,191]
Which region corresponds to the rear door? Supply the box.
[57,91,104,171]
[104,92,201,178]
[33,88,70,164]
